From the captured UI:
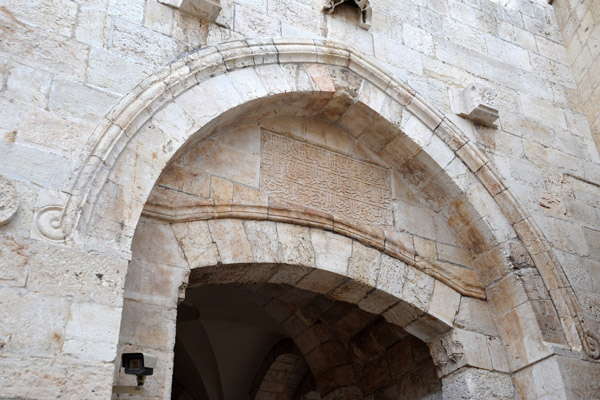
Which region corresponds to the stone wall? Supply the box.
[0,0,599,398]
[552,0,600,151]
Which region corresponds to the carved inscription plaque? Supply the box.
[260,130,392,225]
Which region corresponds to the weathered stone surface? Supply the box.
[311,229,352,275]
[277,223,315,267]
[442,368,514,400]
[132,218,188,268]
[63,302,121,362]
[27,243,127,306]
[172,221,220,268]
[0,0,599,398]
[427,281,460,326]
[0,288,68,358]
[207,219,253,264]
[244,220,283,263]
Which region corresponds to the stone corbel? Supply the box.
[158,0,221,22]
[450,82,499,127]
[430,331,465,377]
[323,0,372,30]
[430,329,509,377]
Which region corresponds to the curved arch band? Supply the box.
[36,38,593,361]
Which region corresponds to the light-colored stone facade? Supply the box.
[0,0,599,398]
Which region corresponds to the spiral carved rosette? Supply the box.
[584,331,600,360]
[35,205,67,241]
[0,175,19,226]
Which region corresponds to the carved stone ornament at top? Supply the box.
[430,333,465,377]
[450,82,499,127]
[158,0,221,22]
[323,0,372,29]
[0,175,19,226]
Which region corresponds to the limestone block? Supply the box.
[186,136,260,188]
[226,67,269,103]
[296,269,346,294]
[449,82,499,127]
[427,281,460,326]
[119,299,176,351]
[272,0,323,36]
[330,279,371,304]
[454,297,498,336]
[233,3,281,37]
[124,258,188,306]
[48,80,118,122]
[0,288,69,358]
[110,17,190,66]
[404,314,450,342]
[383,301,422,327]
[145,0,175,35]
[347,242,381,287]
[327,12,374,55]
[358,288,398,314]
[27,243,127,306]
[4,0,78,37]
[277,223,315,267]
[172,221,220,268]
[310,229,352,275]
[393,201,436,239]
[404,23,435,56]
[131,218,187,268]
[244,220,283,263]
[63,302,121,362]
[87,48,153,95]
[0,141,70,190]
[512,355,570,399]
[373,36,423,75]
[207,219,253,264]
[268,264,311,286]
[108,0,146,24]
[442,367,514,400]
[403,266,435,312]
[0,358,111,400]
[5,64,51,108]
[376,254,406,299]
[17,106,95,157]
[0,234,30,286]
[175,75,243,127]
[159,0,221,22]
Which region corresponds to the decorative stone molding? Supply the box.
[429,329,509,377]
[0,175,19,226]
[323,0,372,29]
[584,331,600,360]
[35,205,66,241]
[158,0,221,22]
[142,199,486,299]
[430,332,464,377]
[32,38,588,361]
[450,82,499,127]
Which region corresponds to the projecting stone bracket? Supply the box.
[158,0,221,22]
[323,0,372,30]
[430,329,509,378]
[450,82,499,128]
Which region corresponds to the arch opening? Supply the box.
[171,266,442,400]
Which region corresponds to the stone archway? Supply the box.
[114,217,512,399]
[32,39,596,398]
